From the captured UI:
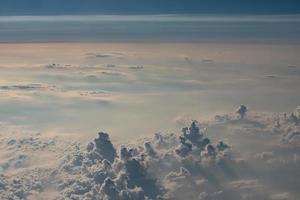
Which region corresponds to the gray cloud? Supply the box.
[0,83,57,91]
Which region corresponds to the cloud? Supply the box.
[105,64,117,68]
[202,59,214,63]
[128,66,144,70]
[236,105,248,120]
[101,71,124,76]
[93,132,117,163]
[0,82,60,101]
[86,52,125,59]
[264,74,279,79]
[45,119,234,199]
[0,83,57,91]
[0,129,65,200]
[0,80,119,103]
[1,106,300,199]
[44,63,71,70]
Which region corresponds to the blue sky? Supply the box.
[0,0,300,15]
[1,15,299,43]
[1,1,300,43]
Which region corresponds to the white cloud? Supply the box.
[0,106,300,199]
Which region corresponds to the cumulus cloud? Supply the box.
[0,130,64,200]
[236,105,248,120]
[49,118,236,199]
[1,106,300,199]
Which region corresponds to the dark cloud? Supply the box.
[202,59,214,63]
[264,74,279,79]
[93,132,117,163]
[0,83,57,91]
[128,66,144,70]
[86,52,125,59]
[236,105,248,120]
[102,71,123,76]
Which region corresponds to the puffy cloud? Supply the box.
[163,167,204,199]
[144,142,157,157]
[125,158,160,198]
[236,105,248,120]
[48,120,235,199]
[175,136,193,157]
[1,106,300,199]
[94,132,117,163]
[100,178,120,200]
[0,174,44,200]
[0,131,61,200]
[175,121,228,159]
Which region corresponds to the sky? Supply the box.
[0,0,300,15]
[1,0,300,43]
[1,14,300,43]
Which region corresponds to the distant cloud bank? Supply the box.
[0,0,300,15]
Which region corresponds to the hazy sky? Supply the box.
[0,0,300,15]
[1,14,300,43]
[1,1,300,43]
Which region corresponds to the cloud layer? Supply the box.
[0,106,299,199]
